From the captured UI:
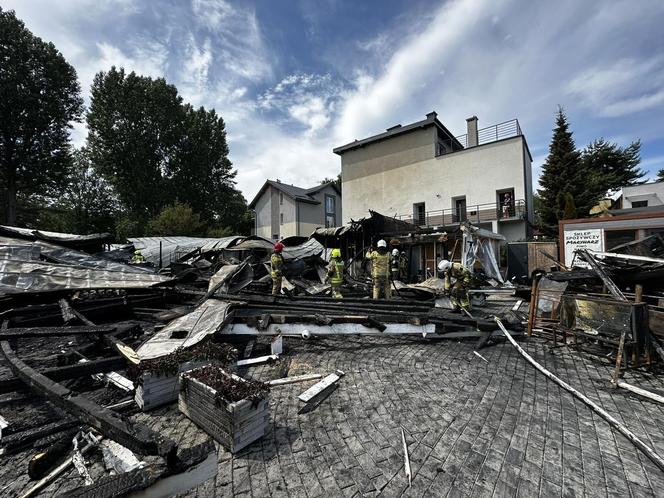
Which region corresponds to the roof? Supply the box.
[332,111,462,155]
[248,179,341,209]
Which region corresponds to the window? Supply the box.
[605,230,637,251]
[279,192,283,205]
[632,200,648,208]
[413,202,426,225]
[325,195,336,214]
[497,188,515,219]
[280,213,284,225]
[272,233,279,240]
[326,215,336,228]
[452,197,466,223]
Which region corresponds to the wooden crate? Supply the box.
[179,369,269,453]
[135,360,211,411]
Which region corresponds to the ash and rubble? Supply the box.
[1,221,664,497]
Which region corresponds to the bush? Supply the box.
[147,201,207,236]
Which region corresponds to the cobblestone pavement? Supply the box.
[178,335,664,498]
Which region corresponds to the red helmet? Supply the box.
[274,242,284,252]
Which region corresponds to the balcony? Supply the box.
[395,199,527,228]
[436,119,522,156]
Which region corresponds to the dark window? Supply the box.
[325,195,336,215]
[453,197,466,223]
[280,213,283,225]
[413,202,426,225]
[279,192,283,205]
[325,215,336,228]
[605,230,637,251]
[632,200,648,208]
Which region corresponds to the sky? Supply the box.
[4,0,664,204]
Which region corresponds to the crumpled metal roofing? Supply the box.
[129,236,241,266]
[0,225,111,243]
[0,236,172,295]
[0,260,172,295]
[228,236,324,260]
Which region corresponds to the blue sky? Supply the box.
[4,0,664,202]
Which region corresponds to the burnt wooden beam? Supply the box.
[1,420,79,455]
[0,356,126,394]
[577,249,627,301]
[59,463,167,498]
[0,325,116,339]
[0,341,176,458]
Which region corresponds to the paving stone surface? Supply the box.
[4,331,664,497]
[170,335,664,497]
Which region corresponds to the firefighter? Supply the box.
[390,248,400,281]
[270,242,285,295]
[399,251,409,282]
[327,248,345,298]
[365,239,391,299]
[438,259,472,310]
[131,249,145,264]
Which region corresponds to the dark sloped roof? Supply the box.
[333,111,462,155]
[249,180,340,208]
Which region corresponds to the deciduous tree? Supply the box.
[0,8,83,225]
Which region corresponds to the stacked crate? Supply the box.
[135,361,210,411]
[179,369,269,453]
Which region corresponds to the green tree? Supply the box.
[563,192,577,219]
[57,149,119,233]
[147,201,207,236]
[87,67,184,222]
[171,105,241,223]
[537,108,595,235]
[0,8,84,225]
[657,168,664,182]
[581,138,644,197]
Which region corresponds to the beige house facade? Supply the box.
[249,180,342,240]
[334,112,533,242]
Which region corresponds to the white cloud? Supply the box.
[567,57,664,118]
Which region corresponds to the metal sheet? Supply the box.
[136,299,234,360]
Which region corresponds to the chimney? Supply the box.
[276,178,281,183]
[426,111,438,120]
[466,116,478,147]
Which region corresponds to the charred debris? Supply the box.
[1,221,664,496]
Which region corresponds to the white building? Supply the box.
[333,112,533,242]
[620,181,664,209]
[249,180,341,240]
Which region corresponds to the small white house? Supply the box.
[620,181,664,209]
[249,180,342,240]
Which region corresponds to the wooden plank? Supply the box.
[577,249,627,301]
[268,374,323,386]
[0,341,176,457]
[236,355,278,367]
[298,370,345,403]
[0,325,115,339]
[0,356,125,394]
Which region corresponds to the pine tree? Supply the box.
[537,107,585,235]
[657,168,664,182]
[581,139,644,197]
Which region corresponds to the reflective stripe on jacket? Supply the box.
[366,251,390,279]
[328,259,344,285]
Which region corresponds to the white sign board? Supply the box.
[563,228,604,268]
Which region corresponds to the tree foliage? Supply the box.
[537,107,644,235]
[86,68,251,236]
[0,8,83,225]
[580,138,644,196]
[656,168,664,182]
[537,108,586,234]
[147,201,207,236]
[87,67,184,220]
[320,173,342,191]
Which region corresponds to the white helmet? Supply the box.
[438,259,452,272]
[377,239,387,248]
[392,248,399,257]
